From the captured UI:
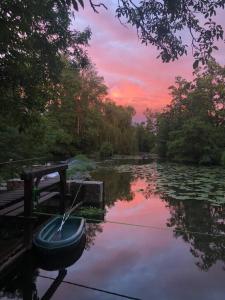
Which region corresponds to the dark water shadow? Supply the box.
[0,234,87,299]
[35,234,86,271]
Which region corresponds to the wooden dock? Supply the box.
[0,164,68,274]
[0,164,104,276]
[0,178,60,211]
[0,191,59,216]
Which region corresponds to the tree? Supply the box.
[156,60,225,164]
[101,101,137,154]
[167,117,220,163]
[135,122,155,153]
[0,0,92,161]
[116,0,225,67]
[45,60,108,157]
[0,0,91,123]
[73,0,225,67]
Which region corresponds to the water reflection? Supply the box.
[85,223,103,250]
[163,198,225,271]
[102,161,225,272]
[154,163,225,271]
[36,234,86,271]
[0,253,39,300]
[92,167,135,206]
[0,234,87,299]
[2,160,225,299]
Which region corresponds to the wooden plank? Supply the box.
[0,178,60,210]
[0,201,23,215]
[3,192,59,216]
[0,190,24,203]
[21,164,68,180]
[7,206,25,216]
[1,192,60,217]
[38,191,59,203]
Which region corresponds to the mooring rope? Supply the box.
[38,274,141,300]
[34,211,225,238]
[57,180,84,233]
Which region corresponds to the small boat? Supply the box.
[33,216,85,257]
[36,234,86,271]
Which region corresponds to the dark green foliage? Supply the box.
[135,122,155,153]
[0,0,91,117]
[44,61,139,158]
[67,155,96,178]
[167,118,220,164]
[0,53,146,164]
[115,0,225,67]
[100,101,138,155]
[0,0,91,162]
[71,0,225,67]
[99,142,114,158]
[156,60,225,165]
[221,151,225,167]
[75,206,105,219]
[0,0,158,165]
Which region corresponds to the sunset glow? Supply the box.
[74,1,225,121]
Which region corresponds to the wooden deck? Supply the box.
[0,178,60,210]
[0,191,59,216]
[0,163,69,275]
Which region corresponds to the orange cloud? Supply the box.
[74,3,225,122]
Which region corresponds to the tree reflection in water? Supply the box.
[164,198,225,271]
[92,167,135,206]
[152,162,225,272]
[85,222,103,250]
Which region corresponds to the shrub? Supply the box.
[99,142,113,158]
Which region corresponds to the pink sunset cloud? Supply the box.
[73,2,225,122]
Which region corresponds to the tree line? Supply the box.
[0,53,156,162]
[0,0,155,162]
[1,1,225,164]
[156,60,225,165]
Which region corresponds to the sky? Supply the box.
[73,1,225,122]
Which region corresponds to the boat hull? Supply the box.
[33,216,85,257]
[35,234,86,271]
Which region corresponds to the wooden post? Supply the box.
[22,251,35,300]
[21,163,68,247]
[59,170,66,214]
[24,178,33,248]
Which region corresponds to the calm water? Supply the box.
[1,159,225,299]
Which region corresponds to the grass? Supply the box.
[74,206,105,219]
